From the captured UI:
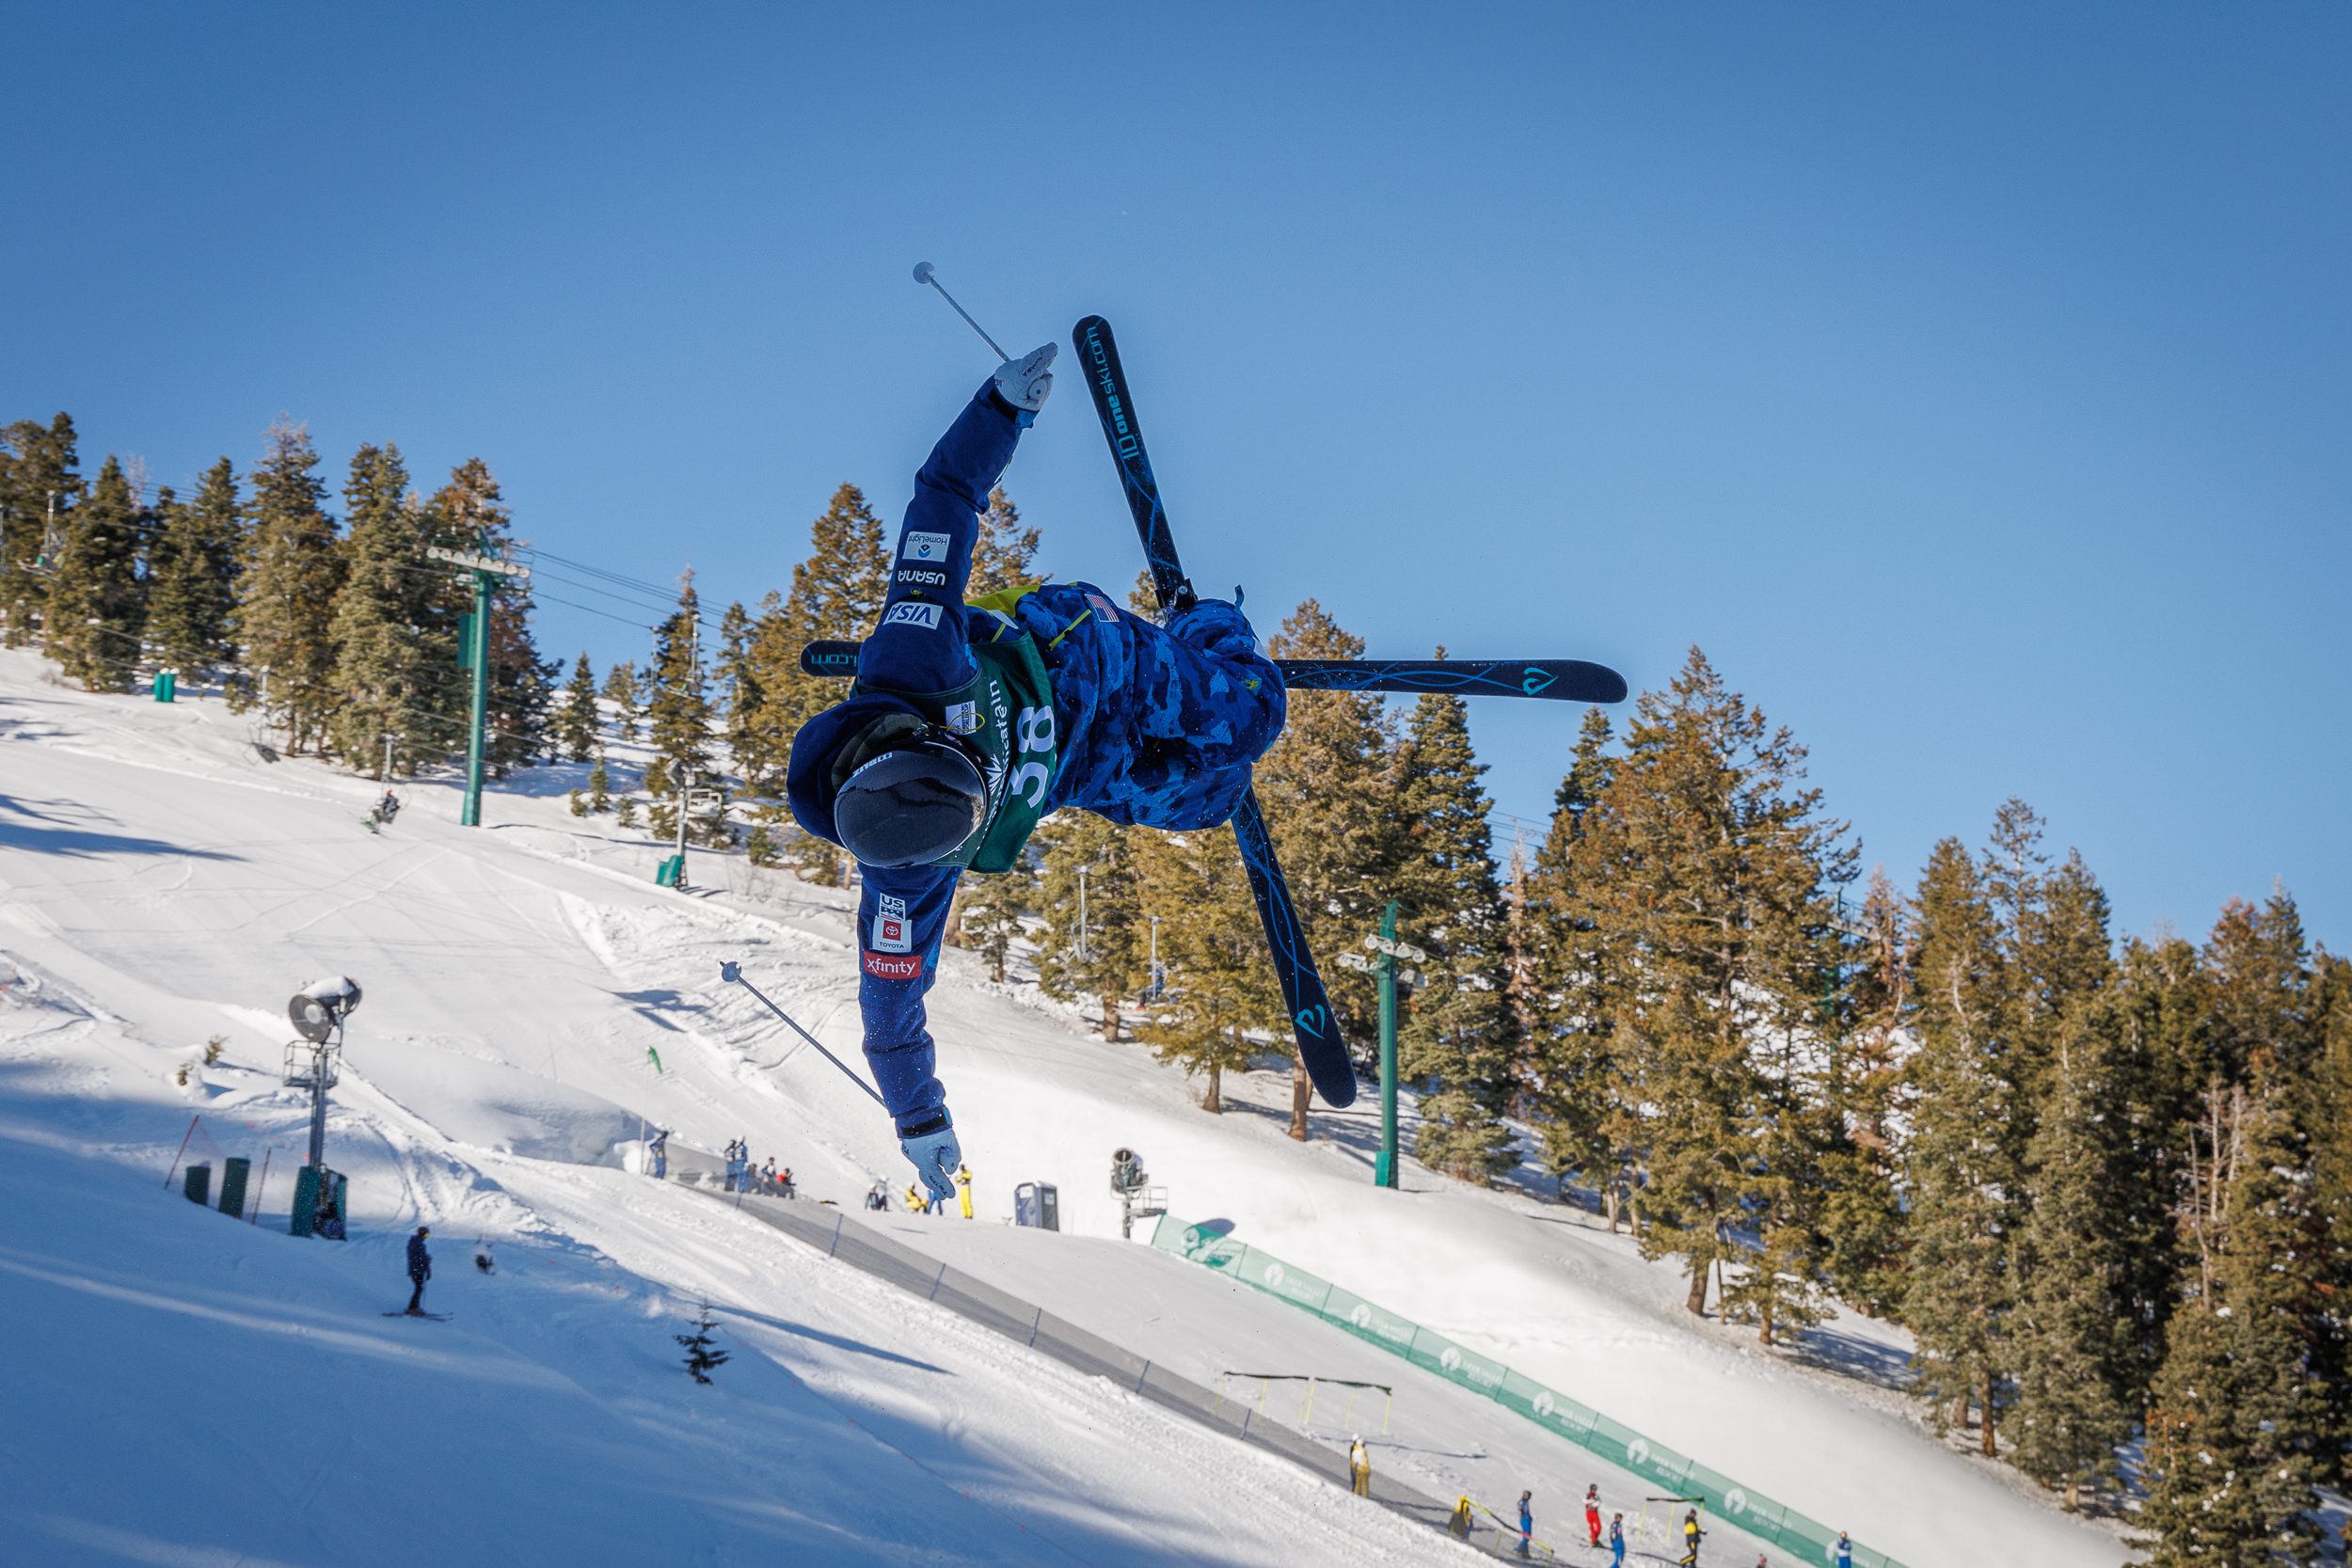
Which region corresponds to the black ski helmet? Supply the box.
[833,733,987,867]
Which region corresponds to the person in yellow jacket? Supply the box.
[955,1163,974,1219]
[1680,1507,1703,1567]
[903,1182,928,1213]
[1348,1436,1373,1497]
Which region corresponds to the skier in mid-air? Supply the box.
[787,344,1287,1204]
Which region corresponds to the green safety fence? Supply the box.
[1152,1215,1903,1568]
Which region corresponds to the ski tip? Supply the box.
[1590,664,1629,705]
[1315,1073,1360,1111]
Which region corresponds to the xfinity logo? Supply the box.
[862,950,924,981]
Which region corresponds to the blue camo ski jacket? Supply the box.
[786,380,1285,1137]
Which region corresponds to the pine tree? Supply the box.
[1569,648,1851,1339]
[1134,823,1278,1112]
[601,661,639,742]
[587,742,612,813]
[2010,992,2138,1511]
[45,454,146,689]
[1524,708,1635,1225]
[1254,599,1400,1137]
[1903,836,2016,1453]
[769,485,889,878]
[1390,679,1517,1182]
[142,457,242,678]
[326,443,447,773]
[732,590,794,795]
[2312,951,2352,1484]
[1816,866,1911,1318]
[1034,811,1149,1038]
[557,652,599,762]
[969,485,1041,597]
[956,861,1031,984]
[674,1300,730,1385]
[233,419,344,752]
[712,599,762,781]
[644,575,719,845]
[0,413,79,646]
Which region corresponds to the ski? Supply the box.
[799,639,1626,704]
[1073,313,1356,1110]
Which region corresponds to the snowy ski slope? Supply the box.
[0,651,2133,1567]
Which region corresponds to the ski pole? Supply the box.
[912,261,1009,361]
[717,960,886,1107]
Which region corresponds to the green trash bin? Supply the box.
[217,1156,250,1219]
[183,1163,211,1206]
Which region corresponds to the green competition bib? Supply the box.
[851,614,1057,873]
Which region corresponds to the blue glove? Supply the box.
[1166,597,1259,660]
[900,1124,961,1206]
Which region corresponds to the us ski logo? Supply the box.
[1521,666,1555,695]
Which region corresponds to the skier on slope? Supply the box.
[404,1226,433,1315]
[787,345,1287,1205]
[1680,1507,1703,1568]
[1584,1483,1602,1545]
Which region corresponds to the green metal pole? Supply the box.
[1378,899,1399,1190]
[461,567,490,827]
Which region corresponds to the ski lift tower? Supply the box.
[423,544,531,828]
[1337,902,1424,1190]
[1110,1147,1167,1241]
[284,975,361,1170]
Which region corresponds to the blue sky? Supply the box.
[5,5,2345,946]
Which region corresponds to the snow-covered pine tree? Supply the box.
[969,485,1040,597]
[1390,675,1517,1183]
[233,419,344,751]
[142,457,243,681]
[557,652,598,763]
[674,1301,730,1385]
[45,453,146,690]
[1034,811,1147,1039]
[326,443,450,774]
[1903,835,2017,1453]
[1255,599,1401,1137]
[0,413,79,646]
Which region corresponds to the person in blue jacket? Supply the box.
[404,1226,432,1315]
[787,343,1287,1204]
[1515,1491,1534,1558]
[1835,1531,1851,1568]
[1608,1513,1626,1566]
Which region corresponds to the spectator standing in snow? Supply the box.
[1608,1513,1626,1567]
[779,1166,796,1198]
[955,1163,974,1219]
[1348,1436,1372,1497]
[647,1129,668,1180]
[404,1226,432,1315]
[866,1181,889,1211]
[762,1157,777,1192]
[1583,1484,1602,1545]
[1679,1508,1702,1568]
[1834,1532,1851,1568]
[1515,1491,1533,1559]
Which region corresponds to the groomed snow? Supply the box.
[0,651,2134,1567]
